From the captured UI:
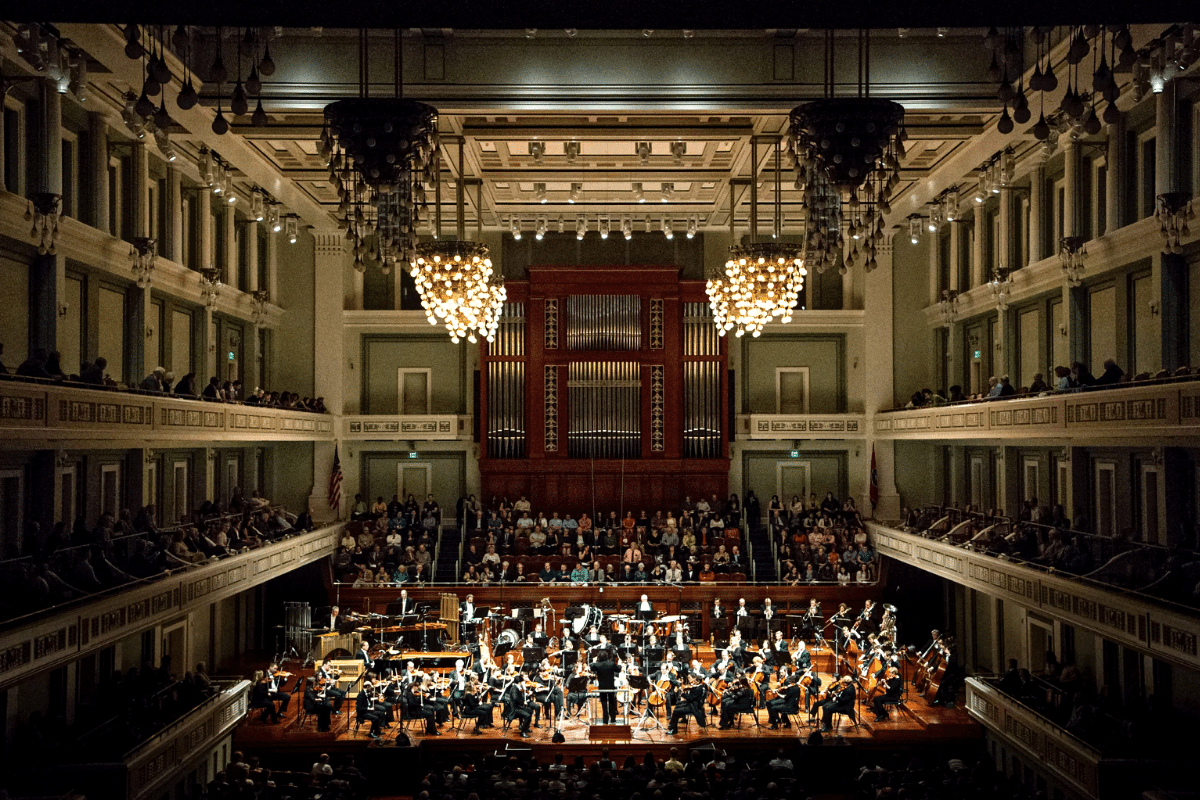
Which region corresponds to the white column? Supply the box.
[88,112,110,234]
[247,222,259,292]
[864,235,900,519]
[971,207,985,287]
[198,190,214,268]
[223,205,237,286]
[928,225,941,305]
[1028,164,1045,264]
[1105,118,1123,234]
[132,141,149,239]
[310,230,349,522]
[996,307,1010,380]
[998,186,1013,271]
[166,165,183,262]
[948,220,962,292]
[266,227,279,302]
[842,267,856,310]
[1063,136,1081,238]
[39,80,62,195]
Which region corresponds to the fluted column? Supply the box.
[310,230,350,522]
[88,112,110,234]
[1028,164,1045,264]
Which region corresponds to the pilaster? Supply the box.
[310,230,349,522]
[864,236,900,519]
[1028,163,1045,264]
[88,112,110,234]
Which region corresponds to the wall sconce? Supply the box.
[988,266,1012,311]
[938,289,960,328]
[130,236,157,288]
[1148,300,1161,316]
[57,301,69,318]
[25,192,61,255]
[55,450,70,469]
[251,289,270,326]
[1059,323,1069,337]
[200,267,222,309]
[1059,236,1087,287]
[145,326,155,339]
[144,449,156,465]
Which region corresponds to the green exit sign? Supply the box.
[974,350,982,359]
[228,351,236,361]
[790,450,800,458]
[408,451,419,459]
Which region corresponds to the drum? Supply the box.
[572,605,590,634]
[585,605,603,631]
[494,628,521,658]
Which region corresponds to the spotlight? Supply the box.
[524,29,537,39]
[510,216,522,240]
[535,216,546,240]
[267,204,281,233]
[529,141,545,162]
[670,141,687,164]
[284,214,299,244]
[636,142,652,163]
[908,215,922,245]
[569,182,581,204]
[564,141,580,162]
[686,216,698,239]
[600,217,610,239]
[576,216,587,240]
[633,183,646,203]
[250,188,265,222]
[622,217,633,240]
[660,182,673,202]
[662,218,673,240]
[557,215,565,234]
[937,27,949,38]
[534,183,547,203]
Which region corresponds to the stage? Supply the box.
[233,645,978,763]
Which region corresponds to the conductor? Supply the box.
[590,649,620,724]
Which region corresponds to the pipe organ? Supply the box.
[481,266,729,511]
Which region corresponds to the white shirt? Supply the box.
[639,599,651,611]
[763,605,774,619]
[736,605,748,617]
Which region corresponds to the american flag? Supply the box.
[869,445,879,510]
[328,445,343,511]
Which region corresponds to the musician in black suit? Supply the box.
[316,659,345,712]
[304,681,333,731]
[710,597,727,640]
[767,667,802,728]
[449,659,470,714]
[758,597,778,640]
[395,589,417,616]
[792,639,812,672]
[636,593,654,619]
[718,678,754,729]
[734,598,753,639]
[323,605,353,633]
[355,682,387,739]
[460,594,479,623]
[590,650,620,724]
[404,681,439,735]
[461,674,494,732]
[819,675,857,731]
[506,682,534,737]
[666,675,707,734]
[265,665,291,714]
[356,641,375,672]
[872,667,904,720]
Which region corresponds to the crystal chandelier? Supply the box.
[789,30,905,275]
[707,244,806,337]
[409,139,504,344]
[706,137,807,337]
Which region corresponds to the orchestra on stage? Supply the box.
[256,591,958,741]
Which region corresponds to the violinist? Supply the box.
[710,649,737,682]
[355,680,387,739]
[792,638,811,676]
[316,658,345,713]
[448,658,470,715]
[871,666,904,721]
[727,629,747,667]
[265,664,292,715]
[666,674,707,734]
[565,661,591,718]
[767,665,802,729]
[506,679,535,738]
[718,677,754,729]
[461,673,495,732]
[803,669,824,715]
[536,657,565,727]
[304,678,334,732]
[818,674,857,732]
[404,677,439,735]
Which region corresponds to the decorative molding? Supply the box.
[743,414,867,439]
[344,415,467,441]
[649,299,664,349]
[545,365,559,451]
[650,365,664,452]
[544,298,559,349]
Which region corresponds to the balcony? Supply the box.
[0,376,334,443]
[343,414,472,441]
[0,525,341,689]
[866,522,1200,673]
[58,679,250,800]
[964,678,1166,800]
[873,379,1200,441]
[737,413,867,440]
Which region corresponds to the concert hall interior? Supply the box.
[1,3,1200,800]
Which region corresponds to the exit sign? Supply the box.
[974,350,982,359]
[408,451,419,459]
[790,450,800,458]
[228,351,236,361]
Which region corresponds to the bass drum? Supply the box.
[584,605,604,632]
[493,628,521,658]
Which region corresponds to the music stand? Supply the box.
[560,650,578,670]
[629,674,663,733]
[644,647,665,670]
[514,607,535,637]
[522,646,545,666]
[672,647,692,665]
[566,675,589,722]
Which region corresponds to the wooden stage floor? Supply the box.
[234,645,978,759]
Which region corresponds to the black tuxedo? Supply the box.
[793,648,812,672]
[355,691,386,735]
[719,686,753,727]
[591,659,620,723]
[668,683,706,731]
[396,597,417,616]
[767,683,801,724]
[356,648,375,671]
[872,676,904,717]
[820,683,856,726]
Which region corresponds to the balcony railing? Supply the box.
[58,679,250,800]
[874,378,1200,440]
[0,375,334,442]
[866,521,1200,673]
[343,414,471,440]
[0,526,341,690]
[737,413,867,440]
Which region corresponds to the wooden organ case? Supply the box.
[480,266,729,511]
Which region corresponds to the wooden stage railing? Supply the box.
[332,584,878,641]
